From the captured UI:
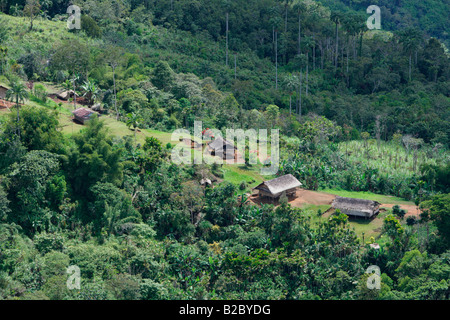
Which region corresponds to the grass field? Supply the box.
[300,202,391,242]
[319,188,414,205]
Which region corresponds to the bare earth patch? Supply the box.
[249,188,420,217]
[380,203,420,217]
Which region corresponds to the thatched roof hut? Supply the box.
[0,85,9,99]
[57,90,75,100]
[254,174,302,201]
[332,196,380,218]
[72,107,95,124]
[200,178,212,186]
[207,136,237,160]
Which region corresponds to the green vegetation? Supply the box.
[320,189,414,205]
[0,0,448,301]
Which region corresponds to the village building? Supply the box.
[182,137,203,149]
[253,174,302,202]
[72,107,96,124]
[200,178,212,187]
[207,136,237,160]
[0,85,9,99]
[57,90,76,101]
[331,196,381,219]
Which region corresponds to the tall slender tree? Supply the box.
[399,28,422,82]
[283,73,299,116]
[23,0,41,31]
[331,11,342,72]
[5,79,28,137]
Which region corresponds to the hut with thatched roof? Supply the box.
[0,85,9,99]
[207,136,237,160]
[72,107,95,124]
[254,174,302,202]
[331,196,380,219]
[57,90,75,100]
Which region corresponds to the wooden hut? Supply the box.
[57,90,75,100]
[0,85,9,99]
[200,178,212,187]
[254,174,302,202]
[331,196,380,219]
[72,107,95,124]
[182,137,203,149]
[207,136,237,160]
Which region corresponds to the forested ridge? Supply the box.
[0,0,449,300]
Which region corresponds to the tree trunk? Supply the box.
[409,53,412,82]
[306,52,309,97]
[298,71,302,118]
[226,12,229,67]
[335,23,339,71]
[275,30,278,89]
[113,66,118,120]
[298,15,301,55]
[289,94,292,115]
[72,79,76,110]
[234,53,237,79]
[285,5,288,34]
[313,33,316,70]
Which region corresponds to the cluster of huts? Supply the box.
[1,84,100,124]
[3,83,381,220]
[251,174,380,219]
[50,89,101,124]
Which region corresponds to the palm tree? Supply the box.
[293,0,306,55]
[69,74,79,110]
[6,80,28,138]
[269,6,282,90]
[399,28,421,82]
[330,11,342,71]
[283,73,299,115]
[126,112,143,145]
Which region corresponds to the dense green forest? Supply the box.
[0,0,449,300]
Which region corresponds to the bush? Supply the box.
[34,232,65,254]
[140,279,168,300]
[81,15,102,38]
[33,83,47,102]
[406,216,417,226]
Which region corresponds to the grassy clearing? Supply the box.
[221,164,272,194]
[300,202,391,240]
[320,188,414,205]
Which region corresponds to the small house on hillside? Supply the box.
[57,90,75,101]
[254,174,302,202]
[0,85,9,99]
[207,136,237,160]
[182,137,203,149]
[72,107,96,124]
[200,178,212,187]
[332,196,380,219]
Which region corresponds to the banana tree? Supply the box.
[81,79,100,106]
